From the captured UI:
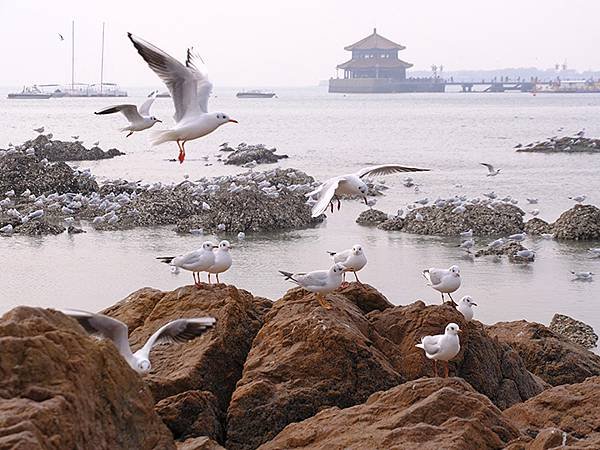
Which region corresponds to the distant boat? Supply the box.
[7,86,51,99]
[157,91,171,98]
[236,90,276,99]
[48,82,127,98]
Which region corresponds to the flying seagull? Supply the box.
[480,163,501,176]
[306,164,429,218]
[60,309,216,373]
[95,90,161,137]
[128,33,238,163]
[58,33,64,41]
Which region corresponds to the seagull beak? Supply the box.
[457,329,463,334]
[156,119,163,123]
[228,119,239,124]
[471,303,477,306]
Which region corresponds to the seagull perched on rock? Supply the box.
[128,33,238,163]
[416,323,462,378]
[457,296,477,321]
[207,240,233,284]
[33,126,44,134]
[95,90,161,137]
[157,241,216,286]
[279,263,346,310]
[60,309,215,374]
[306,164,429,218]
[327,244,367,284]
[481,163,501,176]
[422,265,461,304]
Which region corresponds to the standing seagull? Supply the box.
[306,164,429,218]
[95,91,161,137]
[207,240,233,284]
[481,163,501,176]
[415,323,462,378]
[422,265,461,304]
[157,241,216,286]
[60,309,215,374]
[279,263,346,310]
[128,33,238,163]
[327,244,367,284]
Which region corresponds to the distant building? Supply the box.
[329,29,445,93]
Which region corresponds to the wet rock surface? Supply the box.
[524,218,553,235]
[549,313,598,350]
[355,208,389,225]
[23,134,124,161]
[262,377,520,450]
[402,203,524,236]
[552,204,600,240]
[0,307,175,450]
[377,215,404,230]
[475,241,526,258]
[224,143,288,166]
[516,135,600,153]
[487,320,600,386]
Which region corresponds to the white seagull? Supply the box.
[571,271,593,281]
[279,263,346,309]
[327,244,367,284]
[457,296,477,321]
[306,164,429,218]
[207,240,233,284]
[157,241,216,286]
[481,163,501,176]
[422,265,461,304]
[128,33,238,163]
[415,323,462,378]
[95,90,161,137]
[61,309,215,374]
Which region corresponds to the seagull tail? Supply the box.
[150,129,179,147]
[422,270,431,284]
[279,270,296,282]
[327,251,337,257]
[157,256,175,264]
[415,343,425,350]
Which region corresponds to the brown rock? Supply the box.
[369,302,546,409]
[487,320,600,386]
[553,205,600,240]
[226,287,402,450]
[156,390,222,442]
[524,218,553,235]
[549,313,598,350]
[177,436,225,450]
[336,282,394,314]
[504,376,600,446]
[260,377,520,450]
[0,307,174,450]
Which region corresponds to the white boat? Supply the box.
[236,90,276,98]
[7,86,51,99]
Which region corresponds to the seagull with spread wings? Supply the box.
[61,309,216,373]
[306,164,429,218]
[480,162,501,176]
[95,90,161,137]
[128,33,238,163]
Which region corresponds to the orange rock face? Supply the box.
[0,307,174,450]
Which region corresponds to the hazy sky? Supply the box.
[1,0,599,87]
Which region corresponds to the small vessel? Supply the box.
[236,90,276,99]
[7,86,51,99]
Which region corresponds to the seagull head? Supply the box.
[218,240,231,251]
[445,323,461,335]
[351,244,363,255]
[136,358,151,373]
[331,263,346,274]
[202,241,215,251]
[214,112,238,125]
[449,265,461,277]
[150,116,162,123]
[460,295,477,307]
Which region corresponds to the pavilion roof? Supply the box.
[344,29,406,51]
[337,58,413,70]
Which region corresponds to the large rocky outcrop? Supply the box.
[368,302,546,409]
[553,204,600,240]
[402,203,524,236]
[549,313,598,349]
[225,285,403,450]
[0,307,174,450]
[504,376,600,447]
[487,320,600,386]
[25,134,124,161]
[261,377,520,450]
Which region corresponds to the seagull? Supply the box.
[457,296,477,321]
[515,249,535,260]
[530,209,540,217]
[569,195,586,203]
[415,323,462,378]
[95,91,161,137]
[487,237,505,248]
[422,265,461,304]
[458,239,474,253]
[526,198,538,204]
[481,163,501,176]
[571,271,593,281]
[459,229,473,238]
[156,241,216,286]
[128,33,238,164]
[33,126,44,134]
[207,240,232,284]
[327,244,367,284]
[306,164,429,218]
[71,135,79,140]
[588,248,600,257]
[60,309,215,374]
[58,33,64,41]
[279,263,346,310]
[92,141,100,146]
[508,232,526,242]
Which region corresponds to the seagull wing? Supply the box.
[139,90,158,116]
[295,270,329,288]
[60,309,133,359]
[95,104,143,123]
[423,268,445,286]
[136,317,216,360]
[355,164,430,179]
[128,33,213,123]
[480,163,495,173]
[420,335,442,356]
[310,177,344,218]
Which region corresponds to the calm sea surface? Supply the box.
[0,87,599,336]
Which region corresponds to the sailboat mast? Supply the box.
[71,20,75,91]
[100,22,105,94]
